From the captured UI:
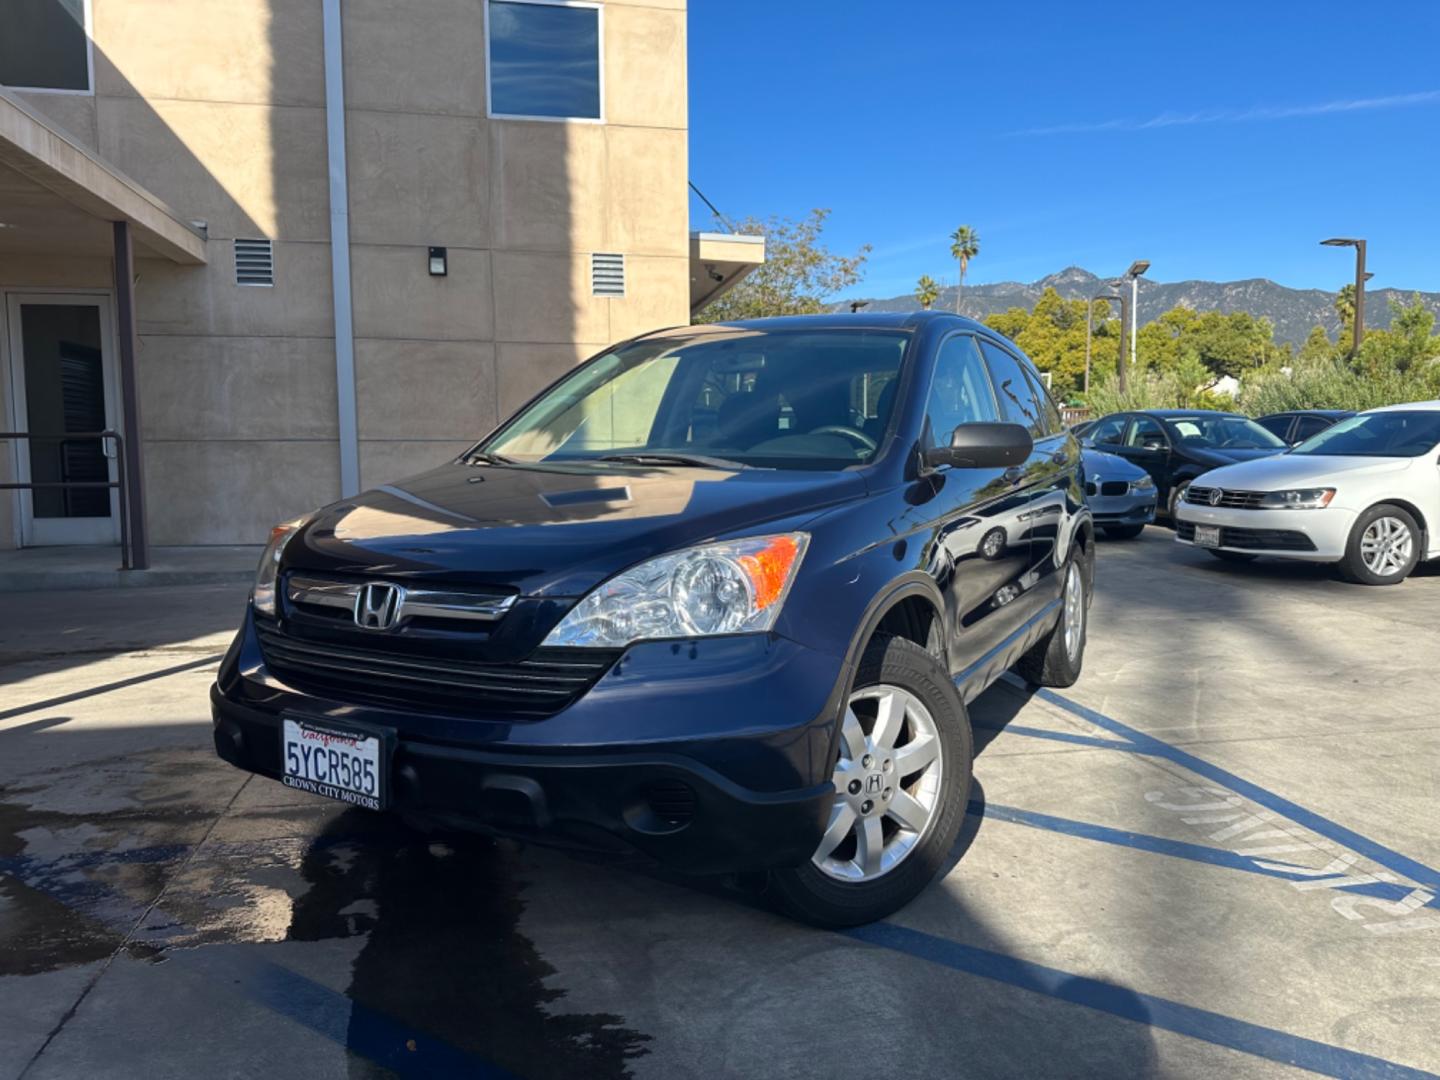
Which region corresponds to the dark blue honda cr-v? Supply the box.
[211,312,1094,926]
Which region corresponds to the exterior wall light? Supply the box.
[428,246,448,276]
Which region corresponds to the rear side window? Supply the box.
[1088,416,1126,445]
[1256,415,1293,440]
[978,340,1045,438]
[1292,415,1332,441]
[1020,366,1064,436]
[924,335,999,447]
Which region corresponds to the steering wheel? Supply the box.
[808,425,877,452]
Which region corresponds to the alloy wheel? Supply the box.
[1062,561,1085,663]
[1360,516,1413,578]
[812,685,944,883]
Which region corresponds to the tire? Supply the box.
[1014,548,1090,688]
[768,634,972,928]
[1207,549,1257,563]
[1339,504,1421,585]
[1103,523,1145,540]
[1167,481,1191,524]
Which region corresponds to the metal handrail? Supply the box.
[0,430,135,570]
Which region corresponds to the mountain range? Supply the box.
[849,267,1440,347]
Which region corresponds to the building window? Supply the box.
[0,0,93,94]
[486,0,602,122]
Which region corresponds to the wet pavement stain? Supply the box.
[287,810,652,1080]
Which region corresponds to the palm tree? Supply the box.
[948,225,980,315]
[914,274,941,310]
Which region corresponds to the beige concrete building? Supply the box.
[0,0,761,562]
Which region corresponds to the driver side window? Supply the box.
[1127,417,1166,448]
[1088,416,1126,446]
[924,335,1000,448]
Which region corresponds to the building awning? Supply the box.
[689,231,764,315]
[0,91,206,264]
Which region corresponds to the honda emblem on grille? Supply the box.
[1209,488,1224,507]
[354,582,403,630]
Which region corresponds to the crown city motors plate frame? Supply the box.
[281,715,396,811]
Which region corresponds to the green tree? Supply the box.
[914,274,941,310]
[983,288,1118,396]
[948,225,980,315]
[1134,307,1284,379]
[1296,325,1335,365]
[694,208,871,323]
[1335,283,1356,341]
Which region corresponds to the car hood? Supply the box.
[284,460,868,596]
[1082,448,1146,480]
[1195,453,1413,490]
[1186,446,1282,467]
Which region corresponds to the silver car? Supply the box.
[1083,447,1157,538]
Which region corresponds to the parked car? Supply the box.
[1255,409,1356,446]
[1082,447,1157,538]
[1176,402,1440,584]
[211,312,1095,927]
[1083,409,1288,520]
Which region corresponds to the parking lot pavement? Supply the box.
[2,531,1438,1079]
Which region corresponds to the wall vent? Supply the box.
[235,238,274,287]
[591,252,625,298]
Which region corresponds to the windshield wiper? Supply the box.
[597,452,752,470]
[461,450,514,466]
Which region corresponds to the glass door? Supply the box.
[5,294,121,546]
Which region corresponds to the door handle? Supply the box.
[1003,466,1025,485]
[101,436,117,459]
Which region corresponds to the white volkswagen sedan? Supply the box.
[1175,402,1440,584]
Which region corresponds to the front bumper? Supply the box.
[210,610,842,873]
[1089,491,1157,526]
[1174,502,1357,560]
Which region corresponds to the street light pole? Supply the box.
[1123,259,1150,375]
[1085,293,1123,395]
[1321,238,1367,356]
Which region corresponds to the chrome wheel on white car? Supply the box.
[1341,504,1421,586]
[1360,516,1413,577]
[812,685,943,883]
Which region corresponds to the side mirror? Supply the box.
[923,422,1033,470]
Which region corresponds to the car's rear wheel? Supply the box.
[1103,523,1145,540]
[768,634,971,928]
[1340,504,1420,585]
[1014,550,1090,688]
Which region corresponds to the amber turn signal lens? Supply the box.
[738,534,801,610]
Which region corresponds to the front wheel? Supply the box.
[1167,481,1190,523]
[768,634,972,928]
[1340,504,1420,585]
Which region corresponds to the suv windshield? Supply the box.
[1163,415,1285,450]
[1292,410,1440,457]
[480,329,910,470]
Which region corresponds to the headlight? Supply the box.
[1258,488,1335,509]
[1129,475,1155,492]
[543,533,810,648]
[252,518,306,616]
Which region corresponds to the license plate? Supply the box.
[1194,525,1221,548]
[282,717,390,810]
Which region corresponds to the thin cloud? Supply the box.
[1010,89,1440,136]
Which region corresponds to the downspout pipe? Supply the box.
[322,0,360,497]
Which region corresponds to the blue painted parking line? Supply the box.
[999,676,1440,894]
[973,801,1430,905]
[848,922,1440,1080]
[227,953,516,1078]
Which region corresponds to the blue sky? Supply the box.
[687,2,1440,301]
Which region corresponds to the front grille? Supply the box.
[255,621,619,717]
[1177,521,1316,551]
[1186,486,1266,509]
[1086,480,1133,497]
